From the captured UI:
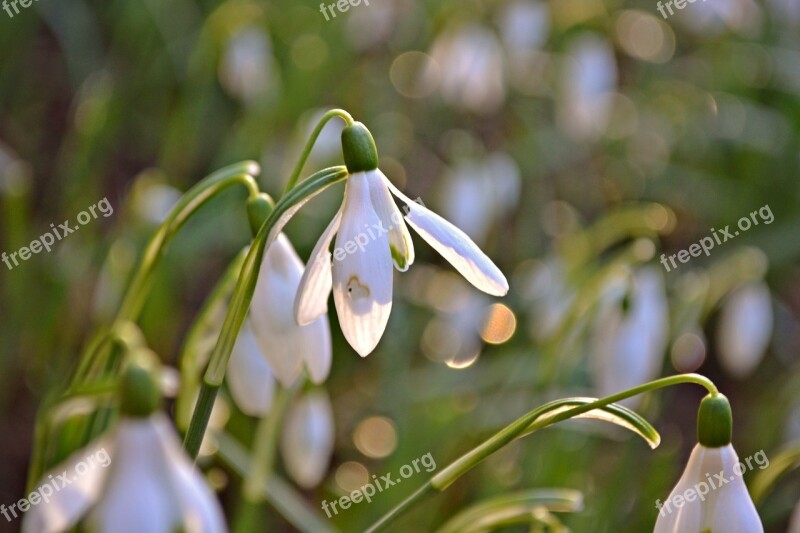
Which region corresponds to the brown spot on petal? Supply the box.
[346,276,371,299]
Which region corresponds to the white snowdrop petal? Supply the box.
[655,444,764,533]
[250,234,311,386]
[717,282,773,378]
[151,416,227,533]
[332,174,393,357]
[381,173,508,296]
[592,268,668,407]
[87,417,183,533]
[654,444,708,533]
[280,391,335,489]
[226,322,275,417]
[297,316,332,384]
[366,170,415,271]
[294,209,342,325]
[21,438,113,533]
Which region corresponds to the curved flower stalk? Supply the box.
[279,389,335,489]
[590,266,668,406]
[654,395,763,532]
[364,374,732,532]
[716,281,773,378]
[294,122,509,356]
[23,365,226,533]
[250,233,332,386]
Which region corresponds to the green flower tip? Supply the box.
[120,364,161,418]
[246,192,274,236]
[341,121,378,173]
[697,393,733,447]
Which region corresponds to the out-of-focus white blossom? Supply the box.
[280,390,335,489]
[439,152,521,245]
[219,26,279,104]
[226,321,275,417]
[426,25,505,113]
[558,35,617,140]
[716,281,772,378]
[23,414,226,533]
[590,267,668,406]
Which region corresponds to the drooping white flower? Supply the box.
[439,152,521,245]
[654,443,763,533]
[22,413,226,533]
[426,24,506,113]
[219,26,280,105]
[250,233,332,386]
[226,321,275,417]
[716,281,772,378]
[590,267,668,405]
[279,390,335,489]
[293,124,509,357]
[558,35,617,140]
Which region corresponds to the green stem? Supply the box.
[283,109,353,194]
[365,373,718,532]
[176,248,248,431]
[242,383,297,501]
[71,161,261,387]
[184,166,348,458]
[184,382,220,459]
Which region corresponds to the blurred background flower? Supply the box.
[1,0,800,531]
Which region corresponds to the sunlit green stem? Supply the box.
[184,166,348,459]
[283,108,353,193]
[71,161,261,387]
[243,383,298,501]
[176,248,247,431]
[365,373,718,532]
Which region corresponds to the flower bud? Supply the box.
[246,192,274,237]
[697,394,732,448]
[341,121,378,173]
[119,364,161,418]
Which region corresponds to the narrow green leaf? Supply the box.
[521,397,661,449]
[436,489,583,533]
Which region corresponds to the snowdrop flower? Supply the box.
[294,122,509,356]
[558,35,617,140]
[439,152,520,245]
[250,233,332,386]
[23,366,226,533]
[226,321,275,417]
[655,394,763,533]
[426,25,506,113]
[590,267,668,405]
[279,390,334,489]
[716,281,772,378]
[219,26,279,105]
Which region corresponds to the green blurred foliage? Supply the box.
[1,0,800,531]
